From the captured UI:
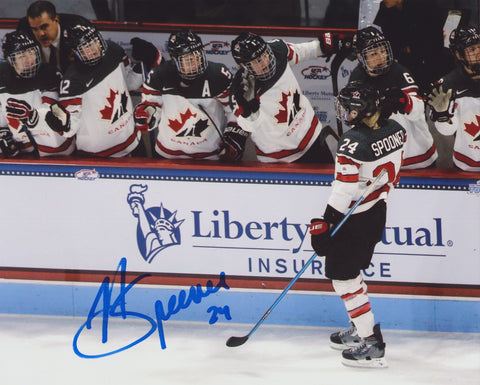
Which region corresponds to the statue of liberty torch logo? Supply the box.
[127,184,184,263]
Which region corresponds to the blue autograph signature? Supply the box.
[73,257,231,358]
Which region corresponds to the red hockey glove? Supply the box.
[45,103,71,134]
[309,218,332,256]
[318,33,353,62]
[219,125,249,162]
[134,103,158,132]
[6,98,39,128]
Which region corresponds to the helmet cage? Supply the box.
[358,39,393,76]
[168,30,207,80]
[462,43,480,74]
[243,45,276,81]
[231,33,277,81]
[8,45,42,78]
[2,31,42,78]
[173,49,207,80]
[450,27,480,76]
[74,32,107,66]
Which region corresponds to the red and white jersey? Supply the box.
[0,63,74,156]
[432,67,480,171]
[350,62,437,169]
[141,60,238,160]
[328,120,406,215]
[58,41,141,157]
[231,39,324,163]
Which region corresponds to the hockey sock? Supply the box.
[332,274,375,338]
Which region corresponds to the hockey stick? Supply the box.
[226,168,388,347]
[198,104,224,141]
[21,124,39,158]
[330,49,350,137]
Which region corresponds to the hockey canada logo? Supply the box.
[127,184,184,263]
[100,89,129,123]
[168,108,208,137]
[274,90,302,124]
[464,114,480,141]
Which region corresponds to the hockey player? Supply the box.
[47,24,146,157]
[229,32,349,163]
[309,80,406,368]
[0,31,74,157]
[349,26,437,169]
[427,26,480,172]
[134,29,246,161]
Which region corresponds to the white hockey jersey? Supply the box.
[432,67,480,171]
[350,62,437,169]
[59,41,142,157]
[328,120,406,215]
[141,60,238,160]
[0,63,74,156]
[231,39,325,163]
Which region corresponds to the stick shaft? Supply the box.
[238,168,387,342]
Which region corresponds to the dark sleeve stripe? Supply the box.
[337,154,361,168]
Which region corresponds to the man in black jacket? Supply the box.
[374,0,454,95]
[17,1,93,73]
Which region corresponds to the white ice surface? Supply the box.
[0,314,479,385]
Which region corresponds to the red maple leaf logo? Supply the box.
[100,89,119,120]
[168,109,197,132]
[464,115,480,139]
[6,117,21,130]
[274,91,290,124]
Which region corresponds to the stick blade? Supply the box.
[226,335,249,347]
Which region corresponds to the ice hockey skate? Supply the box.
[330,322,361,350]
[341,324,388,368]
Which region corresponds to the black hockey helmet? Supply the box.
[63,24,107,66]
[353,26,393,76]
[167,29,207,80]
[335,80,380,127]
[449,26,480,76]
[2,31,41,78]
[231,32,276,81]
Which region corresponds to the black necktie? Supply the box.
[49,46,57,68]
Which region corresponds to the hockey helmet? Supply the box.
[231,32,276,81]
[2,31,41,78]
[64,24,107,66]
[167,30,207,80]
[449,26,480,76]
[353,26,393,76]
[335,80,380,127]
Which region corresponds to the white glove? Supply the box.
[427,87,454,122]
[45,103,71,133]
[234,70,259,119]
[241,71,256,102]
